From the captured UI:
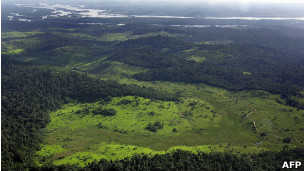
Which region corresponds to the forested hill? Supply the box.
[1,59,178,170]
[108,35,304,109]
[111,35,304,94]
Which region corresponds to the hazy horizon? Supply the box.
[3,0,304,18]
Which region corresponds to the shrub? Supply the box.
[92,107,117,116]
[146,121,164,132]
[118,99,132,105]
[283,138,291,143]
[260,132,267,137]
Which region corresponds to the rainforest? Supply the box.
[2,1,304,170]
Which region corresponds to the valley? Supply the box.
[2,2,304,170]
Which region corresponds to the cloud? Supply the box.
[158,0,304,3]
[134,0,304,5]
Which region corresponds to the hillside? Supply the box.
[2,8,304,170]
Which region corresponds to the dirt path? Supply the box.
[213,90,301,142]
[245,108,261,133]
[244,106,302,142]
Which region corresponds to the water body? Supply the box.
[14,3,190,19]
[11,3,304,22]
[204,17,304,20]
[170,24,250,28]
[15,3,128,18]
[130,15,194,19]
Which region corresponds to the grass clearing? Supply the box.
[186,55,206,63]
[34,72,303,167]
[46,96,219,137]
[51,143,214,167]
[100,32,133,41]
[37,91,271,166]
[36,145,67,158]
[1,47,25,55]
[2,31,41,39]
[80,60,147,78]
[90,62,303,150]
[38,140,266,167]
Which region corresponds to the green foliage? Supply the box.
[43,96,196,136]
[117,99,133,105]
[35,148,304,171]
[3,22,303,109]
[2,31,41,38]
[132,42,304,97]
[36,145,67,158]
[283,138,291,143]
[76,107,90,115]
[3,20,304,170]
[1,59,178,170]
[92,107,117,116]
[34,95,232,166]
[117,35,194,52]
[186,55,206,63]
[260,132,267,137]
[146,121,164,132]
[1,47,24,55]
[147,111,157,116]
[183,111,193,118]
[284,93,304,110]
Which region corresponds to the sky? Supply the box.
[3,0,304,18]
[4,0,304,6]
[129,0,304,4]
[5,0,304,3]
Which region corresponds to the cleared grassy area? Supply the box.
[2,31,42,39]
[37,91,270,166]
[43,143,215,167]
[36,96,219,165]
[34,61,304,166]
[116,78,304,150]
[49,143,265,167]
[46,96,220,136]
[235,91,304,143]
[1,47,25,55]
[36,55,303,167]
[76,60,148,79]
[186,55,206,63]
[78,60,304,149]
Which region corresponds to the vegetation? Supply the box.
[146,121,164,132]
[2,13,304,170]
[92,107,117,116]
[1,59,178,170]
[33,148,304,171]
